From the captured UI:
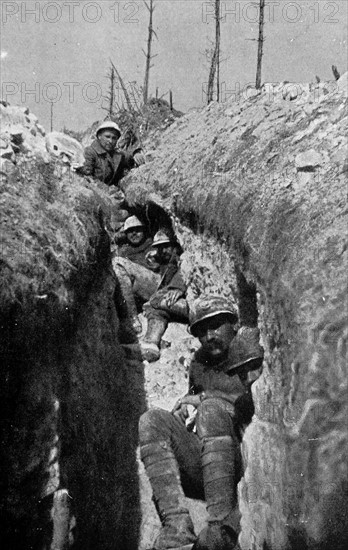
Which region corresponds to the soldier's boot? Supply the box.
[140,317,168,362]
[140,441,196,550]
[193,436,240,550]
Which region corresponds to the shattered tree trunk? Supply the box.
[256,0,265,89]
[102,65,116,117]
[143,0,156,104]
[110,59,134,112]
[207,0,221,104]
[108,66,115,116]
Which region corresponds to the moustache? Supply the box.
[205,338,223,349]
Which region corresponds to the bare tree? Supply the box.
[143,0,158,104]
[110,59,134,112]
[207,0,221,104]
[256,0,265,89]
[102,65,116,117]
[50,101,54,132]
[215,0,221,102]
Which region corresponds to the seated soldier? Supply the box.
[112,216,160,334]
[140,230,189,363]
[139,295,264,550]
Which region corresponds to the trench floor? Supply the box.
[137,318,208,550]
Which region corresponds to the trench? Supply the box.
[1,163,347,550]
[1,78,347,550]
[121,78,348,547]
[0,168,261,550]
[133,205,261,550]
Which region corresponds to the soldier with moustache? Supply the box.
[139,295,264,550]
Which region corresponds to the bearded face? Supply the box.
[195,314,237,362]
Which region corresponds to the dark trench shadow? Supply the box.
[58,261,146,550]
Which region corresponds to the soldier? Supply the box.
[81,121,144,187]
[139,295,264,549]
[112,216,160,334]
[140,230,189,363]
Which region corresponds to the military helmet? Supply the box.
[152,230,173,247]
[96,120,121,137]
[228,326,264,371]
[189,295,238,337]
[123,215,144,232]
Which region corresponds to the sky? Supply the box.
[1,0,347,131]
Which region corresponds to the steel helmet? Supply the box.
[96,120,121,137]
[123,216,144,232]
[189,295,238,337]
[152,230,172,247]
[227,326,264,371]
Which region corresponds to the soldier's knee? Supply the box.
[143,302,169,322]
[114,264,131,282]
[196,398,235,440]
[139,407,172,444]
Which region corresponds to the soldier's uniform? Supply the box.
[113,226,189,353]
[140,230,189,362]
[139,296,263,550]
[112,216,160,335]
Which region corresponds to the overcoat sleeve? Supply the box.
[81,146,97,176]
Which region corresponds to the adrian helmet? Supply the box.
[189,295,238,337]
[96,120,121,137]
[152,230,173,247]
[123,216,144,232]
[227,326,264,371]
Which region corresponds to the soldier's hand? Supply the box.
[172,403,189,424]
[133,150,146,166]
[172,394,201,415]
[163,289,183,309]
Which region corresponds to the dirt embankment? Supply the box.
[124,75,348,550]
[0,158,145,550]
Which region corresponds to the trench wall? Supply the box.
[124,76,348,549]
[0,160,145,550]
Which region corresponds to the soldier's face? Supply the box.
[98,129,119,152]
[126,228,145,246]
[196,314,237,360]
[156,244,174,263]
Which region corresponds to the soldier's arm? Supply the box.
[81,146,96,176]
[171,364,201,423]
